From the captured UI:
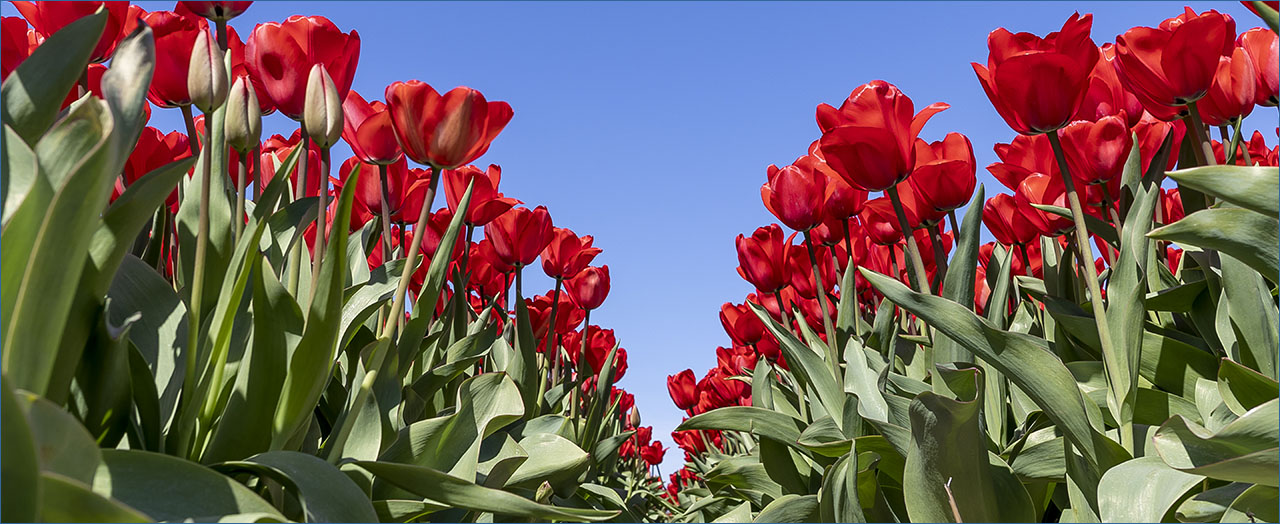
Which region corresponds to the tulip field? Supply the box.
[2,1,1279,522]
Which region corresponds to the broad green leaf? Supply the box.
[933,186,983,369]
[754,494,819,523]
[1,125,36,227]
[39,472,152,523]
[1220,484,1279,523]
[1,11,105,143]
[1166,165,1279,216]
[713,501,753,523]
[1148,208,1279,283]
[97,22,154,155]
[93,449,284,522]
[819,452,864,523]
[214,451,377,523]
[1152,398,1278,486]
[1097,455,1204,523]
[1175,482,1250,523]
[1,375,38,522]
[844,336,888,425]
[1218,358,1280,416]
[797,416,849,457]
[678,406,806,451]
[749,302,845,427]
[505,433,590,493]
[704,455,784,502]
[339,258,405,350]
[106,256,187,433]
[356,461,619,521]
[14,389,101,485]
[1220,252,1279,379]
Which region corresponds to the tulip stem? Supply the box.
[772,290,791,333]
[803,231,841,375]
[286,129,310,297]
[841,220,863,339]
[1229,120,1251,165]
[1017,243,1034,278]
[181,105,201,157]
[1047,131,1132,453]
[947,210,961,241]
[252,145,262,202]
[179,107,214,459]
[234,152,246,242]
[310,146,330,293]
[544,277,564,378]
[570,309,591,418]
[885,185,932,296]
[929,223,948,289]
[378,164,394,262]
[1186,101,1218,168]
[381,165,442,340]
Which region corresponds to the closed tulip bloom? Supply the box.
[485,205,553,267]
[1,17,31,80]
[566,265,610,310]
[1114,8,1235,116]
[973,12,1100,135]
[417,208,464,266]
[224,77,261,153]
[787,242,835,299]
[735,224,791,293]
[1134,115,1185,174]
[188,30,228,113]
[143,10,204,108]
[342,90,401,164]
[13,1,128,62]
[719,302,765,347]
[1197,47,1257,127]
[909,132,977,213]
[246,15,359,120]
[817,80,949,191]
[1059,114,1133,186]
[541,227,602,280]
[1075,44,1144,127]
[667,370,697,411]
[444,164,521,227]
[761,159,827,231]
[384,81,514,169]
[984,193,1041,246]
[860,198,904,246]
[220,25,275,115]
[178,1,251,21]
[1016,174,1074,236]
[1238,28,1278,107]
[640,442,666,466]
[987,134,1058,191]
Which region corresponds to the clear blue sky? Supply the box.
[17,1,1267,474]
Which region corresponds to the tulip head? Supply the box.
[187,28,227,113]
[225,76,262,153]
[761,159,827,232]
[385,81,513,169]
[178,1,252,22]
[304,64,343,148]
[566,265,610,311]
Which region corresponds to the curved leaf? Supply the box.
[1147,208,1279,282]
[677,406,805,450]
[39,472,152,523]
[92,449,284,522]
[214,451,377,523]
[1,10,105,143]
[1097,456,1204,523]
[1153,398,1278,486]
[1166,165,1279,216]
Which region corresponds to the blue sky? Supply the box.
[14,1,1268,474]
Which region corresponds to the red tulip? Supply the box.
[339,156,414,217]
[973,12,1100,135]
[1114,8,1235,117]
[541,227,602,280]
[761,157,828,231]
[1058,114,1133,186]
[787,241,835,300]
[1016,174,1073,236]
[1166,246,1184,274]
[466,239,514,300]
[13,1,128,63]
[140,10,203,108]
[384,81,513,169]
[817,80,948,191]
[259,131,322,197]
[123,126,192,210]
[716,345,758,377]
[809,141,868,220]
[246,15,359,120]
[908,132,977,213]
[1134,116,1185,175]
[1247,130,1279,166]
[1160,188,1186,225]
[528,291,585,339]
[444,164,521,227]
[640,442,667,466]
[667,370,697,411]
[735,224,791,293]
[342,90,402,165]
[1238,28,1278,107]
[1197,47,1257,127]
[485,206,553,267]
[987,134,1058,191]
[564,325,621,376]
[566,265,609,310]
[1,16,32,80]
[974,265,991,315]
[177,1,251,21]
[983,193,1041,246]
[860,198,904,246]
[719,302,765,347]
[1074,44,1144,127]
[219,25,275,115]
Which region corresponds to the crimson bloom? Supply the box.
[1134,115,1185,174]
[177,1,251,21]
[1196,46,1257,126]
[860,198,904,246]
[667,370,697,411]
[566,265,610,310]
[983,193,1041,246]
[485,205,553,268]
[987,134,1058,191]
[13,1,128,63]
[122,127,192,210]
[339,156,423,220]
[1074,44,1144,127]
[640,442,666,466]
[444,164,521,227]
[246,15,359,120]
[342,90,402,164]
[1058,114,1133,186]
[541,227,602,280]
[908,132,977,213]
[384,81,513,169]
[1016,174,1074,236]
[719,302,765,347]
[1238,28,1278,107]
[973,12,1100,135]
[817,80,948,191]
[1113,8,1235,117]
[142,10,204,108]
[417,208,464,266]
[1,16,32,80]
[761,157,827,231]
[735,224,791,293]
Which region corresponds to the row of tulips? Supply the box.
[664,3,1280,522]
[1,1,674,522]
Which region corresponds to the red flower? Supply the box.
[908,132,977,213]
[667,370,697,411]
[809,141,868,220]
[177,1,251,21]
[384,81,513,169]
[983,193,1040,246]
[259,131,322,197]
[817,80,948,191]
[1016,174,1074,236]
[988,134,1058,191]
[1114,8,1235,116]
[246,15,359,120]
[338,156,417,219]
[217,25,275,115]
[640,442,667,466]
[735,224,791,293]
[342,90,402,165]
[485,206,553,268]
[444,164,521,227]
[122,127,192,210]
[761,157,827,231]
[1160,188,1186,225]
[1,16,32,80]
[13,1,128,63]
[716,345,758,377]
[566,265,609,310]
[541,227,602,280]
[529,290,585,336]
[860,198,904,246]
[787,240,835,300]
[1238,28,1278,107]
[1058,114,1133,186]
[1196,47,1257,127]
[719,302,765,347]
[141,10,204,108]
[973,12,1100,135]
[466,239,514,301]
[1134,115,1185,174]
[1075,44,1144,127]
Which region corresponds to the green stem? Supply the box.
[569,309,591,419]
[286,128,310,297]
[929,223,948,291]
[179,108,213,458]
[234,151,246,242]
[1186,101,1218,167]
[803,230,841,378]
[310,146,330,293]
[885,185,932,295]
[378,163,394,263]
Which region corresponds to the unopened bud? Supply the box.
[303,63,342,148]
[187,30,227,113]
[535,481,554,503]
[225,77,261,153]
[629,407,641,427]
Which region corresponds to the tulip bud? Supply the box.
[225,77,262,153]
[629,407,642,427]
[303,64,343,148]
[535,481,554,503]
[187,30,227,113]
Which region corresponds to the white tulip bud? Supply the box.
[187,30,227,113]
[303,63,343,148]
[225,77,262,153]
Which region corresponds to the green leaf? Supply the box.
[1152,398,1279,486]
[713,501,753,523]
[754,494,819,523]
[1148,208,1279,283]
[1,10,105,143]
[2,125,37,227]
[106,256,187,434]
[97,22,154,156]
[1220,252,1279,379]
[214,451,378,523]
[1097,455,1204,523]
[39,472,152,523]
[1166,165,1279,216]
[819,452,864,523]
[505,433,590,493]
[933,185,984,369]
[749,302,845,426]
[1033,203,1119,246]
[14,389,101,485]
[356,461,619,521]
[339,258,405,350]
[1175,482,1250,523]
[1218,358,1280,416]
[704,455,784,501]
[1,375,39,523]
[677,406,806,451]
[92,449,284,522]
[1220,484,1279,523]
